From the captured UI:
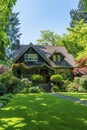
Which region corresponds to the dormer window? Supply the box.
[53,55,56,62]
[24,54,38,61]
[53,54,61,62]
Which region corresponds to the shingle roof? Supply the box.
[36,45,76,67]
[13,44,76,68]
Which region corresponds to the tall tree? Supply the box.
[70,0,87,27]
[6,12,22,58]
[83,0,87,11]
[37,30,63,46]
[0,0,16,60]
[63,19,87,58]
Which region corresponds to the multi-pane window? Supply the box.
[57,55,61,61]
[53,55,56,62]
[24,54,38,61]
[53,54,61,62]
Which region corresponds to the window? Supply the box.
[53,54,61,62]
[24,54,38,61]
[53,55,56,62]
[57,55,61,61]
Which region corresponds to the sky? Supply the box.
[13,0,79,45]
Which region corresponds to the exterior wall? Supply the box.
[53,68,73,79]
[15,47,46,64]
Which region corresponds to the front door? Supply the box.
[40,69,50,83]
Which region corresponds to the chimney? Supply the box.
[16,39,20,49]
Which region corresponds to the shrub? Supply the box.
[0,82,7,95]
[0,70,21,93]
[0,94,13,107]
[29,87,41,93]
[21,78,32,93]
[74,77,80,84]
[62,80,71,92]
[0,65,9,74]
[50,74,63,85]
[80,76,87,91]
[51,85,60,92]
[66,82,79,92]
[12,63,30,78]
[31,74,43,85]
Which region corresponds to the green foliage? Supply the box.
[80,76,87,91]
[0,94,13,107]
[83,0,87,11]
[74,77,81,84]
[0,70,21,93]
[32,74,43,85]
[0,82,7,95]
[29,87,41,93]
[70,0,87,27]
[0,0,17,60]
[76,47,87,60]
[66,76,87,92]
[51,85,60,92]
[67,82,79,92]
[12,63,30,78]
[21,78,32,93]
[63,19,87,58]
[6,12,22,58]
[37,30,63,46]
[63,80,72,91]
[50,74,63,83]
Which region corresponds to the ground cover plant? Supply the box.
[0,93,87,130]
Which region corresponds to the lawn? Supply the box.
[59,92,87,100]
[0,93,87,130]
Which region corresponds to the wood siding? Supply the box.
[15,47,47,65]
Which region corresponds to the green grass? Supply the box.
[0,93,87,130]
[59,92,87,100]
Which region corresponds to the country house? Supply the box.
[13,42,76,83]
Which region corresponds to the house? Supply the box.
[13,42,76,83]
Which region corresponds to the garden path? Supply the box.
[50,93,87,106]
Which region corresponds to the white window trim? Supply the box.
[24,54,38,61]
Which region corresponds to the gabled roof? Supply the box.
[13,43,55,66]
[13,43,76,68]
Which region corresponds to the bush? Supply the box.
[29,87,41,93]
[12,63,30,78]
[74,77,80,84]
[21,78,32,93]
[66,82,79,92]
[0,82,7,95]
[0,70,21,93]
[50,74,63,85]
[62,80,71,92]
[51,85,60,92]
[0,94,13,107]
[80,76,87,91]
[32,74,43,85]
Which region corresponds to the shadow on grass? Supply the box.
[0,93,87,130]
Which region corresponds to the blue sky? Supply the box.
[13,0,79,45]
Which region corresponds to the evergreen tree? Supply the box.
[70,0,87,27]
[6,12,22,58]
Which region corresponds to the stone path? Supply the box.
[50,93,87,106]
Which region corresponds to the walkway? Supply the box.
[50,93,87,106]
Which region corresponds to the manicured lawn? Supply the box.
[59,92,87,100]
[0,93,87,130]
